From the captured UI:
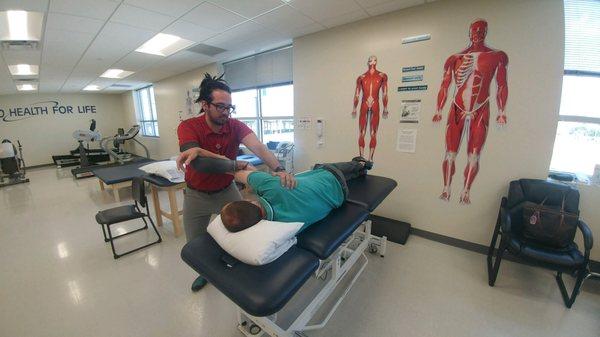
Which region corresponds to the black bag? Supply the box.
[522,194,578,249]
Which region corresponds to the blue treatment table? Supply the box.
[237,154,264,166]
[181,175,397,336]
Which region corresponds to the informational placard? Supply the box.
[398,85,428,92]
[396,129,417,153]
[402,34,431,44]
[402,75,423,82]
[400,100,421,123]
[402,66,425,73]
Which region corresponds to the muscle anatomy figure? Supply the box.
[352,56,389,161]
[433,19,508,204]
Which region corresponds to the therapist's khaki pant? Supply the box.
[182,182,242,243]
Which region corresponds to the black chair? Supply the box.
[95,176,162,259]
[487,179,594,308]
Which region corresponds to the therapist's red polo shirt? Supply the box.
[177,114,252,192]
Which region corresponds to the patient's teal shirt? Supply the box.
[247,169,345,231]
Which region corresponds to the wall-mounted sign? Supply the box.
[402,34,431,44]
[400,99,421,123]
[396,129,417,153]
[398,85,428,92]
[402,75,423,82]
[0,100,98,122]
[402,66,425,73]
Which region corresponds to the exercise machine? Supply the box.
[71,125,150,179]
[52,119,109,168]
[0,139,30,187]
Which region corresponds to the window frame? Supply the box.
[232,82,294,143]
[550,0,600,177]
[134,85,160,138]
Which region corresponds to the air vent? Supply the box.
[186,43,227,57]
[1,40,39,50]
[109,84,131,88]
[15,78,38,84]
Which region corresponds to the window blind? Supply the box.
[564,0,600,73]
[223,46,292,91]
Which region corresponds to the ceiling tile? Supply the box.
[208,0,284,18]
[110,4,175,32]
[204,21,267,49]
[354,0,394,7]
[162,20,218,43]
[363,0,424,17]
[0,0,49,11]
[83,22,156,62]
[253,5,316,32]
[42,29,95,68]
[127,68,178,83]
[288,0,363,22]
[0,58,16,95]
[319,9,369,29]
[2,50,41,65]
[49,0,120,21]
[181,2,247,31]
[112,52,164,72]
[45,12,104,35]
[123,0,202,18]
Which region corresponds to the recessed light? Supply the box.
[1,10,44,41]
[8,64,38,76]
[16,82,37,91]
[83,85,101,91]
[135,33,195,57]
[100,69,134,79]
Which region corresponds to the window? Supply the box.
[224,46,293,145]
[133,86,159,137]
[549,0,600,175]
[232,84,294,143]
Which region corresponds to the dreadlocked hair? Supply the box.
[196,73,231,104]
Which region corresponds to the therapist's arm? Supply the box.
[177,147,228,171]
[189,157,255,174]
[241,133,296,189]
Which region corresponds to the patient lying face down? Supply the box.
[220,158,371,233]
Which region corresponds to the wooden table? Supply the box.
[149,182,185,237]
[93,161,186,237]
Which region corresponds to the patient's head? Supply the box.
[221,200,263,232]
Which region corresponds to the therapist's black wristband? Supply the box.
[274,166,285,172]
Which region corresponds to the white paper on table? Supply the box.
[396,129,417,153]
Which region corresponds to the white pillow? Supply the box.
[207,215,304,266]
[139,160,184,183]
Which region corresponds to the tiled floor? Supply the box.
[1,167,598,337]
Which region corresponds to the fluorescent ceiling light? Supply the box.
[100,69,134,79]
[135,33,195,57]
[8,64,38,76]
[83,85,101,91]
[16,82,37,91]
[0,10,44,41]
[7,10,27,40]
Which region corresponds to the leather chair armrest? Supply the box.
[577,220,594,256]
[500,197,511,234]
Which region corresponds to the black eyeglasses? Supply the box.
[209,102,236,114]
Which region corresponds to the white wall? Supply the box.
[292,0,600,258]
[0,93,127,166]
[121,64,218,160]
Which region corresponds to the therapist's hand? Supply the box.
[176,148,200,171]
[272,171,296,189]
